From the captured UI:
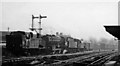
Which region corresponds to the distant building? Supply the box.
[0,31,10,42]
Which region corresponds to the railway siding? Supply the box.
[2,51,116,66]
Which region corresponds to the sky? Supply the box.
[1,0,119,40]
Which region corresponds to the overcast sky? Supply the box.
[1,1,118,40]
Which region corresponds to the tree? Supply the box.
[99,38,108,44]
[89,37,98,50]
[98,38,109,50]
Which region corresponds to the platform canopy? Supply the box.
[104,26,120,40]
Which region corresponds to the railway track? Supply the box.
[75,52,116,66]
[87,53,116,66]
[34,51,116,66]
[2,51,93,63]
[2,51,98,66]
[53,51,117,66]
[2,51,116,66]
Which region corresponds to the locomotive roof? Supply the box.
[10,31,26,35]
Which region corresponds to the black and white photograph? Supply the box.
[1,0,120,66]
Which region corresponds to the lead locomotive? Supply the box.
[5,31,63,56]
[6,31,35,56]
